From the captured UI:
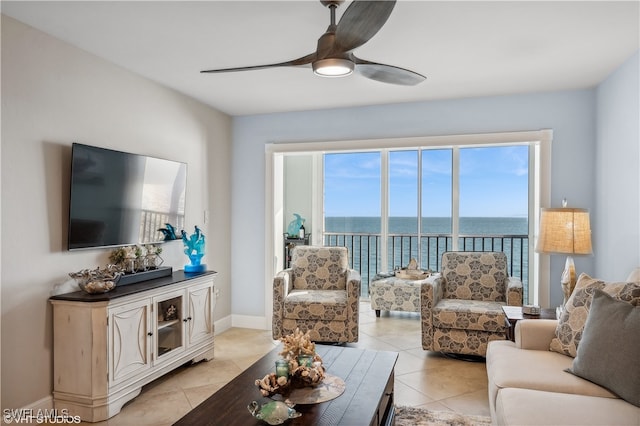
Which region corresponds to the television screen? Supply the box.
[68,143,187,250]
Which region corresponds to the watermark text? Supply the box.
[3,409,81,424]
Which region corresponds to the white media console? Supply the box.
[49,271,217,422]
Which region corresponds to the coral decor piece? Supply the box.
[255,329,325,397]
[181,226,206,273]
[279,327,317,360]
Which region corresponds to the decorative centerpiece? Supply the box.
[395,258,431,280]
[70,265,122,294]
[181,226,206,273]
[255,329,325,397]
[109,244,163,274]
[144,244,164,269]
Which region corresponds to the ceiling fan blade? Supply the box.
[201,53,316,74]
[353,56,426,86]
[335,0,396,52]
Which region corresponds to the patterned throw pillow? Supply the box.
[549,273,640,357]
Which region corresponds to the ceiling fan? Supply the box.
[201,0,425,86]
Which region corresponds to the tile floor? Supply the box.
[89,302,490,425]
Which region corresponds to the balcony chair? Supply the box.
[421,251,523,357]
[272,246,361,343]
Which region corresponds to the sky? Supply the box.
[324,145,529,218]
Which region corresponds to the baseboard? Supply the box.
[22,395,53,411]
[214,315,233,335]
[231,314,269,330]
[11,394,54,418]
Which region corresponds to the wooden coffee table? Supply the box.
[174,344,398,426]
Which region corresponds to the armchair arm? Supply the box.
[515,319,558,350]
[420,274,443,309]
[506,277,523,306]
[346,269,361,301]
[273,269,292,298]
[272,269,292,339]
[346,269,361,342]
[420,274,443,350]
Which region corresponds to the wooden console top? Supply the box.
[50,270,217,302]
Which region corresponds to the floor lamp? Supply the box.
[535,202,593,306]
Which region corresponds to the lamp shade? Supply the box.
[535,208,593,255]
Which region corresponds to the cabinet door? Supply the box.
[108,299,152,386]
[153,290,186,361]
[187,282,214,346]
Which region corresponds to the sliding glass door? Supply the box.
[322,144,530,299]
[270,129,552,309]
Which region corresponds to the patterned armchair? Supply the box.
[272,246,361,343]
[421,252,523,356]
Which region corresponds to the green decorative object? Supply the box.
[286,214,305,238]
[247,401,301,425]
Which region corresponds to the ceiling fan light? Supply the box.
[313,58,354,77]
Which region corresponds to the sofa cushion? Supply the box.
[487,340,617,401]
[433,299,506,332]
[567,290,640,407]
[283,289,348,321]
[495,388,640,426]
[550,273,640,357]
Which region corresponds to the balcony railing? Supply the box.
[324,232,529,301]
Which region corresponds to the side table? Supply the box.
[502,306,557,342]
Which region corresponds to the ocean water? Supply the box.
[324,216,529,298]
[325,216,528,235]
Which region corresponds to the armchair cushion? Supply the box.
[283,290,348,321]
[432,299,507,333]
[441,252,509,302]
[291,246,348,290]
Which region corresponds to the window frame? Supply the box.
[265,130,553,325]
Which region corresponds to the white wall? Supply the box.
[232,89,599,319]
[595,51,640,280]
[1,16,232,409]
[284,155,313,237]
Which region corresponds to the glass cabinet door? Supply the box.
[154,292,184,359]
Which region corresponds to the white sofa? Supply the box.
[486,319,640,425]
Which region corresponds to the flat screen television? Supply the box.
[68,143,187,250]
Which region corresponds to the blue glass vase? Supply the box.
[185,253,206,273]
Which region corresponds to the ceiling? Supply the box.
[3,1,639,116]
